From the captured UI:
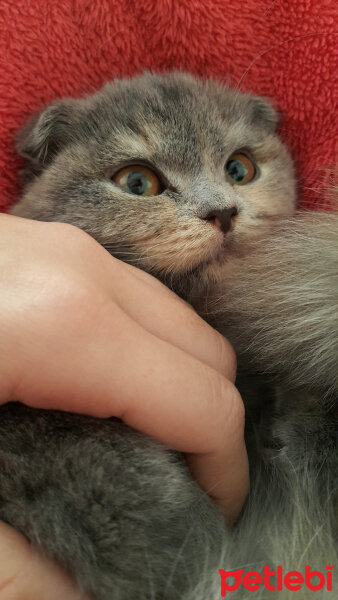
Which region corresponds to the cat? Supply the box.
[2,72,337,599]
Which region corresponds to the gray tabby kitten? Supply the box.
[2,73,337,599]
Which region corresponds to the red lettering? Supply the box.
[263,565,276,591]
[277,565,283,591]
[219,569,243,597]
[305,566,325,591]
[284,571,303,591]
[220,564,331,595]
[326,565,334,590]
[242,571,262,590]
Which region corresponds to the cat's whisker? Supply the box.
[163,523,195,597]
[235,31,338,91]
[143,548,156,600]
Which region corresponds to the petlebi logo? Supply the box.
[219,564,334,596]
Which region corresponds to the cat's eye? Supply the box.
[111,165,162,196]
[225,153,256,185]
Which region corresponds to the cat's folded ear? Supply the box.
[249,96,280,132]
[16,99,80,174]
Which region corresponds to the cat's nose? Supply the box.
[202,206,238,233]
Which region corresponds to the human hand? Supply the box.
[0,522,88,599]
[0,214,248,522]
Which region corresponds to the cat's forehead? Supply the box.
[83,73,278,171]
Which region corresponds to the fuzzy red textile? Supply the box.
[0,0,337,213]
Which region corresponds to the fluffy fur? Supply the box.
[2,73,337,598]
[194,212,338,396]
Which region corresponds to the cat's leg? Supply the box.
[0,402,225,600]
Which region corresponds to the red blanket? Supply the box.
[0,0,337,212]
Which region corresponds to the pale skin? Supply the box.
[0,214,249,598]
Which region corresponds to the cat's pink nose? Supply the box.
[202,206,238,233]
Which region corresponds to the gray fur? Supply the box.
[194,212,338,396]
[3,73,337,598]
[0,404,224,599]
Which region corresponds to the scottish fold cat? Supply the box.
[2,73,337,598]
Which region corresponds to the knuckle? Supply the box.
[43,220,79,238]
[34,267,104,329]
[47,221,94,252]
[54,280,105,325]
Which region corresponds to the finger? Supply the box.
[0,522,87,600]
[1,216,236,382]
[106,259,237,383]
[118,332,248,521]
[12,304,247,520]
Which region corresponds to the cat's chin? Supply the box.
[162,237,235,290]
[138,221,270,288]
[178,231,255,289]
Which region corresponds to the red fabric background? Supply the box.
[0,0,337,213]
